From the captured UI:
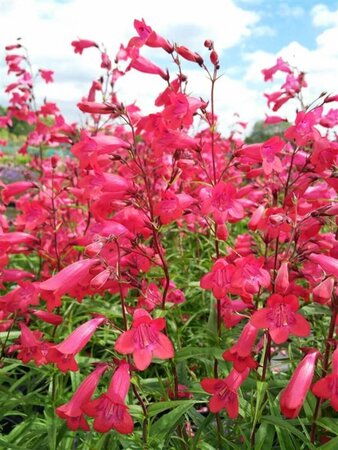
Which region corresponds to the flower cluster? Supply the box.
[0,18,337,447]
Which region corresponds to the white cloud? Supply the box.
[0,0,260,127]
[242,5,338,122]
[311,3,338,27]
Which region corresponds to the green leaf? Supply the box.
[254,422,275,450]
[148,399,196,417]
[262,415,316,449]
[174,347,223,362]
[316,417,338,436]
[150,402,194,445]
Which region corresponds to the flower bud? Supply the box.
[210,50,219,66]
[204,39,213,50]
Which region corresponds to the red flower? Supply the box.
[39,258,100,306]
[8,322,49,366]
[201,182,244,224]
[71,39,98,54]
[280,349,319,418]
[127,55,169,80]
[200,259,235,299]
[39,69,54,83]
[77,101,116,115]
[115,309,174,370]
[312,347,338,411]
[231,255,271,296]
[312,277,334,304]
[47,317,106,372]
[308,253,338,278]
[201,368,249,418]
[56,364,108,431]
[82,361,133,434]
[250,294,310,344]
[223,323,258,372]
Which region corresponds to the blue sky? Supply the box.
[0,0,337,131]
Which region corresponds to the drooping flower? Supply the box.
[312,277,334,304]
[312,347,338,411]
[115,309,174,370]
[308,253,338,278]
[201,368,250,418]
[250,294,311,344]
[280,349,320,418]
[39,258,100,306]
[223,323,259,372]
[8,322,49,366]
[82,361,134,434]
[47,316,106,372]
[127,55,169,80]
[56,364,108,431]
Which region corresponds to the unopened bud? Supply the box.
[210,50,219,66]
[204,39,213,50]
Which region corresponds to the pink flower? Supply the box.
[1,181,36,204]
[154,191,194,225]
[200,259,235,299]
[8,322,49,366]
[175,45,203,65]
[47,317,106,372]
[280,350,320,418]
[223,323,258,371]
[250,294,311,344]
[308,253,338,278]
[71,39,98,54]
[39,69,54,83]
[82,361,134,434]
[56,364,108,431]
[231,255,271,296]
[312,277,334,304]
[275,261,290,294]
[201,182,244,224]
[133,19,173,53]
[115,309,174,370]
[201,368,249,418]
[127,55,169,80]
[312,347,338,411]
[77,101,116,115]
[39,258,100,304]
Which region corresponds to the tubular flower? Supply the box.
[250,294,311,344]
[312,347,338,411]
[56,364,108,431]
[71,39,98,54]
[223,323,259,371]
[201,368,250,418]
[280,349,320,418]
[47,316,106,372]
[82,361,134,434]
[115,309,174,370]
[308,253,338,278]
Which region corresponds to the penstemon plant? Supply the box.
[0,18,337,450]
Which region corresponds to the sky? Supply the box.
[0,0,337,134]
